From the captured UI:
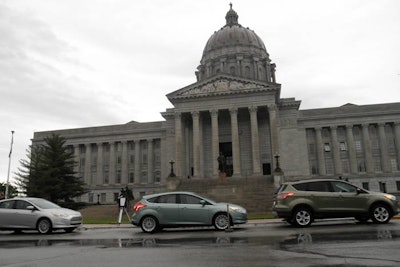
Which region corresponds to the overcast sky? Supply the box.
[1,0,399,185]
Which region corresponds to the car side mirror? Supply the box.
[199,200,206,206]
[356,188,363,194]
[26,205,36,211]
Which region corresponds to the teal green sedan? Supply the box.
[132,191,247,233]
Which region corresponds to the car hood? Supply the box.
[42,208,81,216]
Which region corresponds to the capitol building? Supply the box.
[32,6,400,207]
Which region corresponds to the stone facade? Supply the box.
[32,6,400,207]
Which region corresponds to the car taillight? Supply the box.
[133,202,147,212]
[276,192,295,200]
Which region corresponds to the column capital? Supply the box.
[191,111,200,117]
[174,112,181,119]
[249,106,258,113]
[210,109,219,116]
[267,104,277,111]
[229,108,238,114]
[314,126,323,131]
[377,122,386,127]
[345,124,354,129]
[361,123,370,128]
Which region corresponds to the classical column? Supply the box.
[315,127,326,175]
[174,112,183,177]
[211,109,219,177]
[121,141,128,184]
[147,139,154,183]
[395,122,400,168]
[361,124,373,173]
[192,111,200,177]
[345,125,358,174]
[268,104,280,168]
[84,144,92,185]
[249,106,261,175]
[230,108,241,176]
[330,126,341,175]
[134,140,140,184]
[96,143,103,185]
[109,142,116,184]
[378,123,390,172]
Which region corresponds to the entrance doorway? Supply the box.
[219,142,233,177]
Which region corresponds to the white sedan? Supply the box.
[0,197,82,234]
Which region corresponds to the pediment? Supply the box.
[167,76,278,101]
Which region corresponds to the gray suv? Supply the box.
[272,179,400,227]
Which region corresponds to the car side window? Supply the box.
[180,194,203,204]
[309,181,331,192]
[331,181,357,193]
[0,200,15,209]
[156,194,177,204]
[15,200,31,210]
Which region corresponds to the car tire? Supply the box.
[213,213,230,230]
[140,216,159,233]
[37,218,52,234]
[370,204,391,224]
[292,207,313,227]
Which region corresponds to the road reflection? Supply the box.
[0,228,399,249]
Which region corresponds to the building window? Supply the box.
[80,145,86,154]
[116,170,121,184]
[396,181,400,191]
[230,66,236,75]
[88,193,94,203]
[357,159,366,172]
[374,157,382,172]
[117,156,121,164]
[113,193,119,202]
[390,158,399,172]
[101,193,106,203]
[379,182,387,193]
[355,141,362,152]
[341,160,349,174]
[339,142,347,151]
[129,172,134,183]
[104,170,109,184]
[324,143,331,152]
[362,182,369,190]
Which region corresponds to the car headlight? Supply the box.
[51,212,69,218]
[229,206,246,213]
[384,194,396,201]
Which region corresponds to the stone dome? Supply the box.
[196,4,276,83]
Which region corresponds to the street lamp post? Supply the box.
[5,130,15,199]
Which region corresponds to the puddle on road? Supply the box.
[1,229,399,249]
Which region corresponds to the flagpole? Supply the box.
[5,130,15,199]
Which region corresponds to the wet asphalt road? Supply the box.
[1,219,400,267]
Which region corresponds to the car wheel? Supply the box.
[370,204,391,224]
[293,207,313,227]
[213,213,229,230]
[37,218,52,234]
[140,216,159,233]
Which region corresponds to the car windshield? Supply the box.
[29,198,61,209]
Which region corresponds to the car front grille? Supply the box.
[70,216,83,225]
